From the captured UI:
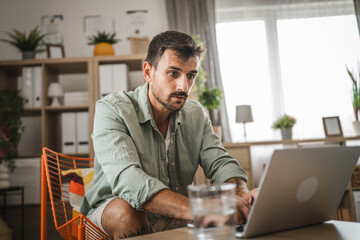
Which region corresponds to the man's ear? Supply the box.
[143,62,153,83]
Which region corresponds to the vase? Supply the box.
[352,121,360,136]
[22,51,35,59]
[0,163,10,189]
[281,128,292,140]
[93,43,115,56]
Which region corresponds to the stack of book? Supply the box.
[64,91,89,106]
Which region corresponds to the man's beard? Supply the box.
[151,81,188,112]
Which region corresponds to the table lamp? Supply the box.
[236,105,253,139]
[47,82,64,106]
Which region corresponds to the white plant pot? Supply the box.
[281,128,293,140]
[352,121,360,136]
[0,163,10,189]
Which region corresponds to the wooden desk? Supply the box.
[128,220,360,240]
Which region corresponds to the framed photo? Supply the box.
[322,116,343,137]
[46,44,65,58]
[129,37,150,54]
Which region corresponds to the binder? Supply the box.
[113,64,129,92]
[76,112,89,153]
[61,112,76,153]
[22,67,34,108]
[33,66,42,108]
[129,70,144,90]
[99,64,113,98]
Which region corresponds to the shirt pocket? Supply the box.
[137,152,158,179]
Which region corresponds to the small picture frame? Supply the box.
[129,37,150,54]
[322,116,343,137]
[46,44,65,58]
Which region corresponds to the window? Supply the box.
[216,21,273,141]
[216,0,360,142]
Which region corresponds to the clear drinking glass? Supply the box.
[188,183,237,240]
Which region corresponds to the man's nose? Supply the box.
[176,75,188,92]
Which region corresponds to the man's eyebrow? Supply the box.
[168,66,198,74]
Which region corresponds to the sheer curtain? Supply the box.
[166,0,232,142]
[215,0,360,187]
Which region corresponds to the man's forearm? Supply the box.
[142,189,192,220]
[224,177,249,197]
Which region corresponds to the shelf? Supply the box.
[228,136,360,147]
[59,152,91,158]
[0,54,145,159]
[94,54,146,71]
[44,105,89,112]
[44,60,90,74]
[16,153,41,158]
[22,108,42,116]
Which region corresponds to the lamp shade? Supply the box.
[47,82,64,97]
[236,105,253,123]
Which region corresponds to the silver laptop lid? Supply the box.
[243,146,360,238]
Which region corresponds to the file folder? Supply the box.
[99,64,113,98]
[22,67,34,108]
[113,64,129,92]
[33,66,42,108]
[61,112,76,153]
[76,112,90,153]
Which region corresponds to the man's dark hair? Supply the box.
[146,30,205,68]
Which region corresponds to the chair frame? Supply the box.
[41,147,110,240]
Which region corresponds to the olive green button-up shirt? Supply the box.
[80,82,247,221]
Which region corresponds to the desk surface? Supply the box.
[128,220,360,240]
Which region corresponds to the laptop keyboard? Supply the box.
[236,224,245,233]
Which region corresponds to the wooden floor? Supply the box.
[1,204,62,240]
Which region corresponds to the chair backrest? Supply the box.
[42,147,93,228]
[41,147,110,240]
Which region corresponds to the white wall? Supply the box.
[0,0,169,60]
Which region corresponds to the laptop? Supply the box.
[236,146,360,238]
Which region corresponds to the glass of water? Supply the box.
[188,183,237,240]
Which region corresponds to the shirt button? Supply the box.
[175,187,179,191]
[171,162,175,166]
[170,140,174,144]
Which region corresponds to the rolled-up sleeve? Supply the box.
[92,101,169,210]
[199,115,248,184]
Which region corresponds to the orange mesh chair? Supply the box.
[41,147,110,240]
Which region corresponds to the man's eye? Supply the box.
[187,74,196,80]
[169,71,179,78]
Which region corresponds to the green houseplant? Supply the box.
[346,65,360,121]
[0,89,25,172]
[346,65,360,135]
[87,31,120,56]
[191,34,223,125]
[0,25,47,59]
[272,114,296,140]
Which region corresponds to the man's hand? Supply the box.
[235,188,257,225]
[225,177,258,225]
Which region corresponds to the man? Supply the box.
[80,30,256,239]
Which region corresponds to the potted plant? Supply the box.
[0,25,47,59]
[346,65,360,135]
[272,114,296,140]
[191,34,223,138]
[88,31,120,56]
[0,89,25,175]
